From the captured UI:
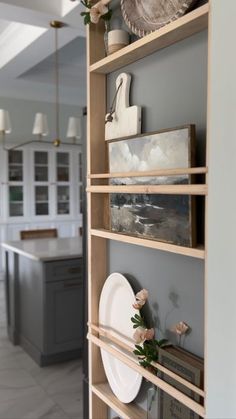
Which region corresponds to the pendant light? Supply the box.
[50,20,65,147]
[0,109,12,150]
[2,21,83,151]
[32,113,49,140]
[66,116,82,144]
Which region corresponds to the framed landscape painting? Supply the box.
[108,125,196,247]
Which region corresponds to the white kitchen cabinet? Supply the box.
[0,143,83,272]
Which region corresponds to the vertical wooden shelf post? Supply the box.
[87,21,108,419]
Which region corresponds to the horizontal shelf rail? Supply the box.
[90,4,209,74]
[89,323,205,398]
[92,383,146,419]
[90,229,205,259]
[89,167,208,179]
[87,333,205,418]
[87,184,207,195]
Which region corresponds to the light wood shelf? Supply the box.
[87,4,209,417]
[89,166,208,179]
[91,228,205,259]
[92,382,146,419]
[87,184,207,195]
[88,333,205,418]
[90,4,209,74]
[89,323,205,398]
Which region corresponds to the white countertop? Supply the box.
[1,237,83,262]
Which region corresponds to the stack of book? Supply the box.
[157,346,204,419]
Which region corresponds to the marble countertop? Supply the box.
[1,237,83,262]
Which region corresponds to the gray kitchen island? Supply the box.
[2,237,83,366]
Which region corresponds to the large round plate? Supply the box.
[121,0,197,37]
[99,273,142,403]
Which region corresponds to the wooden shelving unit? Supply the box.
[89,166,208,179]
[87,3,209,418]
[92,383,146,419]
[90,3,209,74]
[87,324,205,417]
[87,183,207,195]
[91,229,205,259]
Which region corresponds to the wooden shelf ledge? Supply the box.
[90,4,209,74]
[91,229,205,259]
[88,333,205,418]
[92,382,146,419]
[89,323,205,398]
[89,167,208,179]
[87,184,207,195]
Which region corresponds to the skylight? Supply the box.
[0,21,47,69]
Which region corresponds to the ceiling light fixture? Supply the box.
[32,112,49,140]
[2,21,82,152]
[67,116,82,144]
[0,108,11,149]
[50,20,65,147]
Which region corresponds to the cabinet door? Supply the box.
[8,150,25,218]
[56,152,71,216]
[45,278,83,354]
[34,151,50,216]
[78,152,83,215]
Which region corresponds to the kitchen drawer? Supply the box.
[45,258,83,282]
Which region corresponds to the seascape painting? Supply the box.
[108,126,196,247]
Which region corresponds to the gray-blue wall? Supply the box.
[107,28,207,354]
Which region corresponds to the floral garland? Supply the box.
[131,289,190,369]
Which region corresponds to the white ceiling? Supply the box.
[0,0,86,106]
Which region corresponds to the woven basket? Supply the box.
[121,0,198,38]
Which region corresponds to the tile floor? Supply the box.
[0,281,83,419]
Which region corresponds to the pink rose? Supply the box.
[133,289,148,310]
[90,2,108,24]
[144,328,155,340]
[136,289,148,302]
[133,327,146,343]
[172,321,190,336]
[133,327,155,343]
[132,300,145,310]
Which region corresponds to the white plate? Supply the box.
[99,272,142,403]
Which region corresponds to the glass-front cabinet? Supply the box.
[2,147,82,221]
[8,150,24,217]
[56,152,70,216]
[34,151,49,216]
[78,152,83,214]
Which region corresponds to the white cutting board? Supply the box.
[105,72,142,141]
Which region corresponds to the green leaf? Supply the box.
[158,339,169,347]
[134,314,140,319]
[102,9,112,21]
[133,324,140,328]
[135,345,143,351]
[133,350,142,356]
[84,14,91,25]
[131,317,137,323]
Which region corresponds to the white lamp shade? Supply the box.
[0,109,12,133]
[66,117,82,139]
[32,113,48,136]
